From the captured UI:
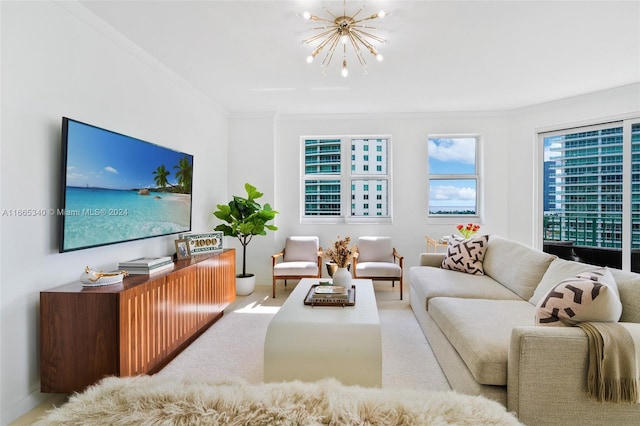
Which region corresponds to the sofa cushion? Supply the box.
[356,237,394,263]
[409,266,522,311]
[482,235,556,301]
[529,258,601,306]
[273,261,319,276]
[610,269,640,323]
[535,268,622,326]
[441,235,489,275]
[355,262,402,278]
[283,237,319,263]
[429,298,536,386]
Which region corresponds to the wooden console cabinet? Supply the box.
[40,249,235,393]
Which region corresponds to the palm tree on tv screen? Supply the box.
[174,156,192,194]
[153,165,171,189]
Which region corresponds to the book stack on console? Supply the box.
[118,256,174,275]
[311,285,349,302]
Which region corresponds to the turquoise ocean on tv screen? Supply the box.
[63,187,191,250]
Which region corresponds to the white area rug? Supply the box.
[36,375,522,425]
[159,284,451,391]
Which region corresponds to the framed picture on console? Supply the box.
[174,239,191,259]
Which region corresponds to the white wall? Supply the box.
[0,2,228,423]
[507,84,640,247]
[227,112,511,285]
[226,114,277,277]
[229,86,640,287]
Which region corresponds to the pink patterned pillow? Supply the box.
[441,235,489,275]
[535,268,622,326]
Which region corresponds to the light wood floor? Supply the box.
[9,394,68,425]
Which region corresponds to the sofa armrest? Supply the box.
[508,325,639,425]
[418,253,445,267]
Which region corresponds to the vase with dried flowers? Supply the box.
[325,236,353,287]
[456,223,481,239]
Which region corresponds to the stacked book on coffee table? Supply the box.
[118,256,174,275]
[304,284,355,306]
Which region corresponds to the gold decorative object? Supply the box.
[81,266,128,287]
[302,0,387,77]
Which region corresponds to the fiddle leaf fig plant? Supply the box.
[213,183,278,277]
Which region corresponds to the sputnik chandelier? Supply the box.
[302,0,387,77]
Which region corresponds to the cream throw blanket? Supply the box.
[578,322,640,403]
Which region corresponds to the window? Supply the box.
[427,135,481,217]
[302,136,391,223]
[541,119,640,272]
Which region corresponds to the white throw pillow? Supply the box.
[535,268,622,326]
[441,235,489,275]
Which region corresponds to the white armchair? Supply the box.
[352,236,404,299]
[272,236,322,298]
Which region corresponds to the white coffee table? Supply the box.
[264,278,382,387]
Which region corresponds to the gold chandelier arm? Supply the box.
[316,31,340,52]
[320,33,341,68]
[351,28,386,44]
[307,16,336,24]
[352,13,384,25]
[347,34,369,68]
[324,5,339,20]
[303,28,339,45]
[349,31,381,60]
[350,5,366,21]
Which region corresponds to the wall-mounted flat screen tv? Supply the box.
[59,117,194,252]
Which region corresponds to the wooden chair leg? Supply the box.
[272,277,276,298]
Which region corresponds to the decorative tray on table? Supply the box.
[304,284,356,307]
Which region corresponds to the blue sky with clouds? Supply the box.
[428,137,477,209]
[64,119,191,190]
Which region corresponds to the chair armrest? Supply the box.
[392,248,403,267]
[351,249,359,272]
[418,253,445,267]
[271,250,284,267]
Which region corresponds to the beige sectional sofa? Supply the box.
[409,235,640,426]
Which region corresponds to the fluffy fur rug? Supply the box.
[36,375,522,425]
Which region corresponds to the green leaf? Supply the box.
[244,183,263,201]
[211,183,279,274]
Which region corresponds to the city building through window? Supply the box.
[302,136,391,223]
[541,119,640,271]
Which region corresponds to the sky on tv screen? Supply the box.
[65,120,191,190]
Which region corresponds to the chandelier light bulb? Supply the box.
[378,10,386,18]
[341,35,349,44]
[306,55,314,64]
[341,60,349,77]
[376,53,384,61]
[302,11,312,20]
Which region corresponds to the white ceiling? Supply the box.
[79,0,640,115]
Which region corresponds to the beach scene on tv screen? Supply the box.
[62,120,192,251]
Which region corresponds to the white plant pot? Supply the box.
[331,267,352,287]
[235,274,256,296]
